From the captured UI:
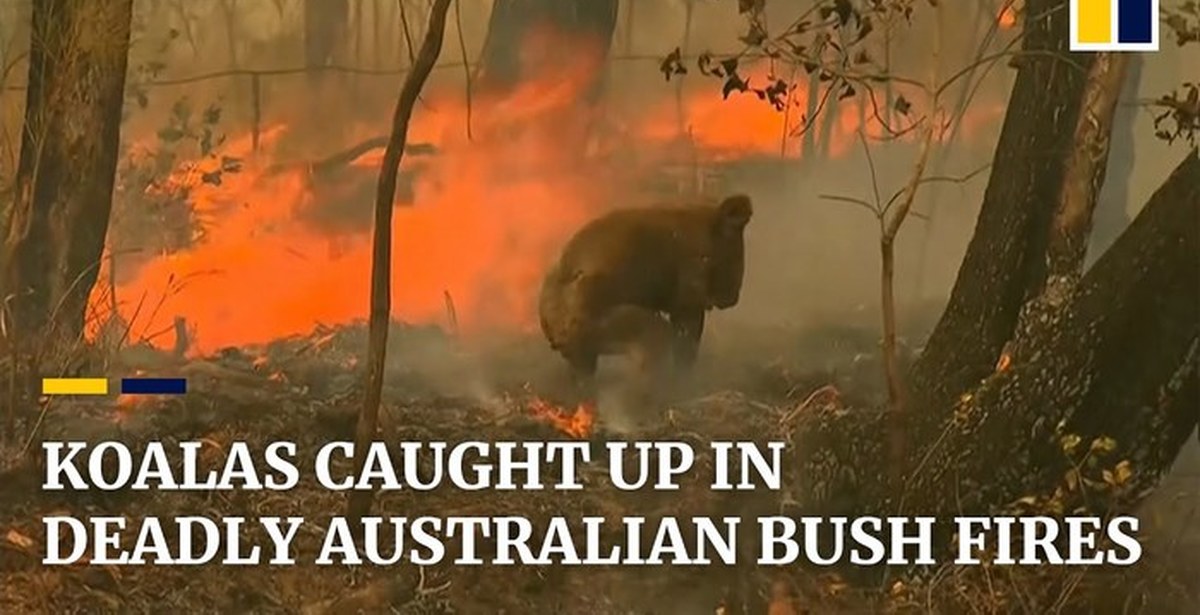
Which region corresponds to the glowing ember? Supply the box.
[527,398,595,439]
[115,394,143,408]
[998,5,1018,29]
[995,351,1013,372]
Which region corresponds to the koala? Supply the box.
[538,194,752,394]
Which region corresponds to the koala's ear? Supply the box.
[715,194,752,233]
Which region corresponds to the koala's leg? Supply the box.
[593,305,674,406]
[669,309,706,370]
[562,346,598,395]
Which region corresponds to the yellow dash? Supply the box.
[1076,0,1112,44]
[42,378,109,395]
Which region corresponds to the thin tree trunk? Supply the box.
[304,0,349,79]
[1,0,134,350]
[801,79,820,158]
[676,0,694,134]
[353,0,362,68]
[372,0,383,68]
[220,0,239,68]
[818,88,838,158]
[346,0,454,526]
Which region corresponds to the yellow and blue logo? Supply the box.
[1070,0,1159,51]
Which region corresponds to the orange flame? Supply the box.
[89,31,614,355]
[86,29,1006,356]
[527,398,595,439]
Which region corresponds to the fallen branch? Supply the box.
[262,137,437,179]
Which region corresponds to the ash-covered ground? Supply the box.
[1,312,1197,614]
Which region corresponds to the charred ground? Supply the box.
[1,312,1197,614]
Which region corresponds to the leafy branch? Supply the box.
[660,0,928,139]
[111,6,242,266]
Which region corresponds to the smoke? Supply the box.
[64,1,1189,391]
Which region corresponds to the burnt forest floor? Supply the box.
[1,310,1197,614]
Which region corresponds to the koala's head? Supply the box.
[707,194,753,309]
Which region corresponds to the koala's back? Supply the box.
[557,205,716,282]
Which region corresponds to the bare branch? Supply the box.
[858,128,883,214]
[885,163,992,211]
[819,193,880,217]
[398,0,417,66]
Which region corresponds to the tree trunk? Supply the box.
[783,2,1197,530]
[1087,53,1144,262]
[0,0,134,351]
[1057,150,1200,490]
[220,0,239,68]
[907,149,1199,515]
[787,150,1200,522]
[475,0,618,98]
[905,0,1096,434]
